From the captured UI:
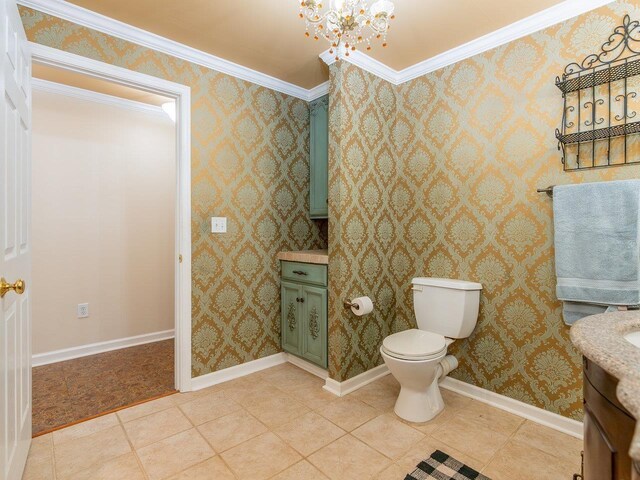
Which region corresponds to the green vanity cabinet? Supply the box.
[281,282,303,354]
[309,95,328,219]
[280,261,328,368]
[300,285,327,367]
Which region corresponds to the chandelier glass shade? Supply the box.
[299,0,395,57]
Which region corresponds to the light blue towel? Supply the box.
[553,179,640,325]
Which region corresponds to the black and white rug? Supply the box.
[405,450,491,480]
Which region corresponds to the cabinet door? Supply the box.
[583,405,615,480]
[301,285,327,368]
[309,95,328,219]
[281,282,302,356]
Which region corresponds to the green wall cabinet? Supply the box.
[280,261,328,369]
[309,95,328,219]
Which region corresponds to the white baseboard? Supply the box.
[188,351,583,439]
[440,377,583,439]
[323,364,390,397]
[32,330,175,367]
[191,352,288,391]
[285,354,328,380]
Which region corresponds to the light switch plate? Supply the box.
[211,217,227,233]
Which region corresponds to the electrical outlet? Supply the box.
[77,303,89,318]
[211,217,227,233]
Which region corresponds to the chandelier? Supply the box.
[299,0,395,58]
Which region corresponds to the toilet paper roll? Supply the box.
[351,296,374,316]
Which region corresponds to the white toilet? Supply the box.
[381,277,482,423]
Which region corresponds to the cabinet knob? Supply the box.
[292,270,308,276]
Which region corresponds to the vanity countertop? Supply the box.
[571,310,640,461]
[277,249,328,265]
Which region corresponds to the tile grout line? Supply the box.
[49,433,59,480]
[196,370,372,479]
[116,406,151,480]
[477,417,526,474]
[37,363,581,480]
[118,393,178,424]
[51,431,61,480]
[269,412,349,461]
[178,384,298,479]
[223,387,344,478]
[479,418,583,475]
[191,406,245,480]
[402,400,503,473]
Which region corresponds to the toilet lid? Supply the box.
[382,329,447,359]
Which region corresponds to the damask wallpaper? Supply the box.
[19,7,327,377]
[20,1,640,420]
[329,0,640,420]
[327,62,399,381]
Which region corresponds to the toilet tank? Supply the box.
[412,277,482,339]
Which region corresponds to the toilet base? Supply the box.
[393,379,444,423]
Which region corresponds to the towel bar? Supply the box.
[537,186,554,197]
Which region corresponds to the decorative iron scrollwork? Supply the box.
[287,302,297,332]
[563,15,640,76]
[309,306,319,340]
[555,15,640,170]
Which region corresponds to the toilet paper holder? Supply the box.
[343,300,360,310]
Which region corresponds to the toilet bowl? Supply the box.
[381,278,481,423]
[381,329,450,422]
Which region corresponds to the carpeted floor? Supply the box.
[32,339,175,436]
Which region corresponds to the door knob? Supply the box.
[0,278,26,298]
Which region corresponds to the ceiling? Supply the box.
[63,0,565,89]
[32,64,172,106]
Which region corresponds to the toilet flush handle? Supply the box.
[411,286,422,292]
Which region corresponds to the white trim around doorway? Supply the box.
[30,42,193,391]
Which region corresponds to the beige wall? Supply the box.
[31,89,176,354]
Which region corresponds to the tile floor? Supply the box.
[23,362,583,480]
[32,340,175,435]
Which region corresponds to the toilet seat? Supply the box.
[382,329,447,361]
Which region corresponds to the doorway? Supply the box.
[29,44,193,435]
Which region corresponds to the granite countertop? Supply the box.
[570,310,640,461]
[277,249,328,265]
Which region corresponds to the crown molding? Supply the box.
[18,0,314,101]
[319,49,338,67]
[396,0,616,83]
[320,44,398,84]
[21,0,615,97]
[31,77,168,117]
[307,80,329,100]
[319,0,615,85]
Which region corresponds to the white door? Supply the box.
[1,0,32,478]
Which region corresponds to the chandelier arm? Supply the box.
[299,0,394,53]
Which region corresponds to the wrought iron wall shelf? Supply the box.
[556,15,640,171]
[555,58,640,94]
[557,120,640,145]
